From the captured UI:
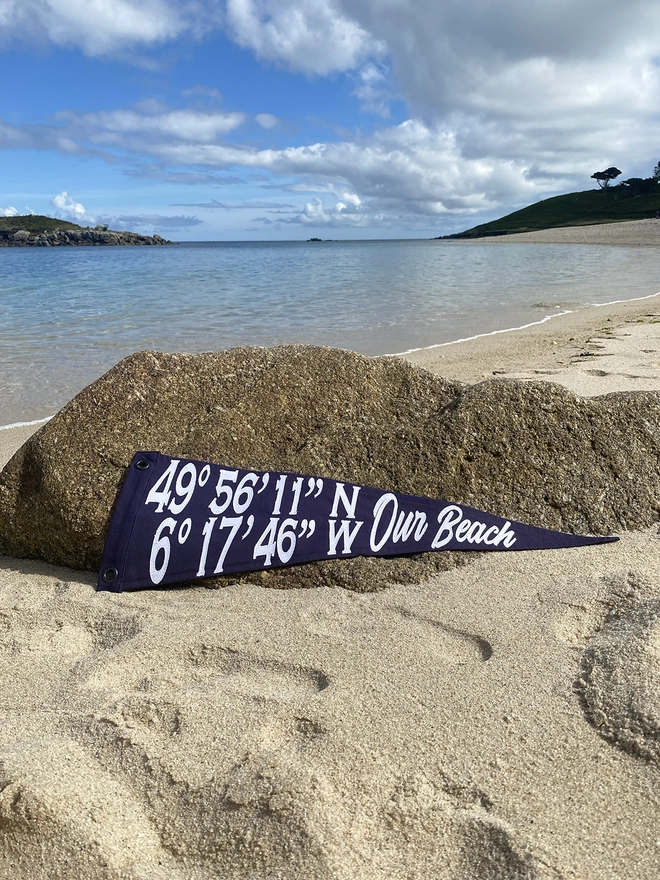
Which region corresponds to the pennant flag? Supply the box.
[98,452,618,592]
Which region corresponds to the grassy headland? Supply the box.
[0,215,173,246]
[441,181,660,239]
[0,215,83,233]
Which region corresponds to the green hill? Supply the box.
[0,215,84,233]
[442,183,660,239]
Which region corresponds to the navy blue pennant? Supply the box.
[97,452,618,592]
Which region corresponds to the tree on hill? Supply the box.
[619,176,659,196]
[653,161,660,181]
[591,167,622,189]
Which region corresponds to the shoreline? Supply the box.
[0,416,53,432]
[394,291,660,357]
[4,289,660,431]
[402,288,660,389]
[4,222,660,427]
[3,289,660,432]
[394,288,660,357]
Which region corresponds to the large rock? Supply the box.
[1,345,660,591]
[0,347,464,591]
[431,379,660,534]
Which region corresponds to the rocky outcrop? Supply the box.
[1,345,659,591]
[0,227,174,247]
[0,347,467,591]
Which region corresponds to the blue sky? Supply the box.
[2,0,660,240]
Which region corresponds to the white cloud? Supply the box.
[2,0,660,143]
[0,0,381,68]
[60,107,245,142]
[225,0,383,75]
[13,107,582,228]
[255,113,278,129]
[152,119,550,216]
[0,0,198,55]
[51,191,94,223]
[3,84,654,234]
[351,62,391,117]
[329,0,660,118]
[218,0,660,189]
[223,0,660,224]
[173,198,295,209]
[0,205,18,216]
[290,194,380,228]
[106,213,203,230]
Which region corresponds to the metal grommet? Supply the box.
[102,567,119,583]
[136,459,150,470]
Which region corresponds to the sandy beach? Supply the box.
[2,224,660,879]
[469,217,660,247]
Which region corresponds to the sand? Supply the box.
[2,225,660,878]
[467,217,660,247]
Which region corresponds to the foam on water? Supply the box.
[393,289,660,356]
[391,310,574,356]
[0,416,53,432]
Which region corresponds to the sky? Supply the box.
[1,1,660,240]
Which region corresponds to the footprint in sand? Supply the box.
[0,604,142,658]
[66,692,343,879]
[378,770,539,879]
[0,729,186,880]
[578,595,660,763]
[0,604,143,711]
[186,644,331,698]
[18,637,340,879]
[551,597,611,647]
[386,605,493,663]
[78,640,332,780]
[85,642,330,702]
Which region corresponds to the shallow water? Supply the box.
[1,238,660,425]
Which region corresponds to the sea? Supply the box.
[2,238,660,428]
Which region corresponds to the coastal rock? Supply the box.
[1,345,660,590]
[0,347,466,590]
[428,379,660,535]
[0,227,174,247]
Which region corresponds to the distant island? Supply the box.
[0,215,174,247]
[440,175,660,240]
